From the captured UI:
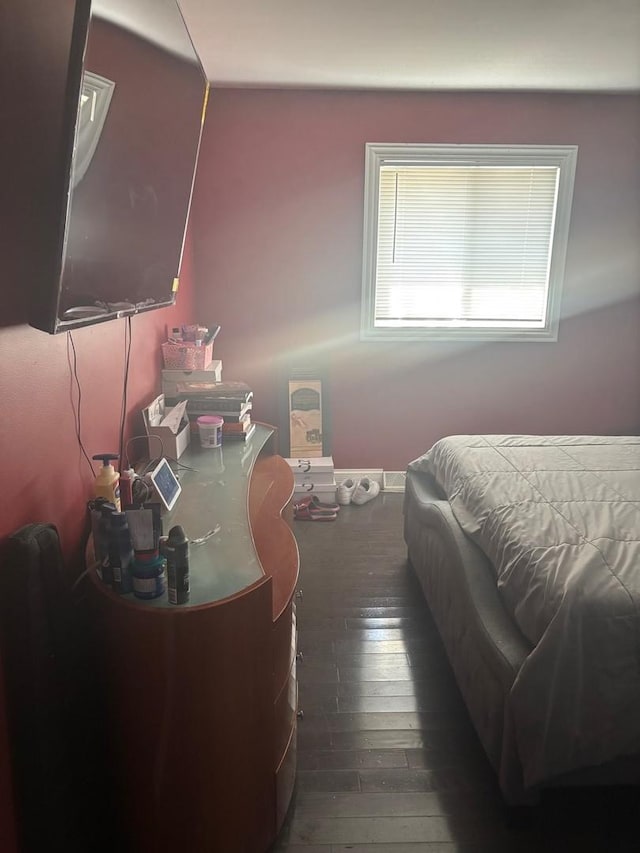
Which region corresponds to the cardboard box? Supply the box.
[142,394,190,460]
[289,459,336,501]
[293,482,338,502]
[162,360,223,398]
[286,456,335,485]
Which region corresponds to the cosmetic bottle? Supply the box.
[163,525,190,604]
[109,513,134,595]
[120,468,136,507]
[132,552,166,600]
[89,499,116,584]
[93,453,121,511]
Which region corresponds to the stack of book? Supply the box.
[285,456,336,502]
[162,359,223,404]
[174,380,255,441]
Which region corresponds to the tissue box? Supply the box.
[142,394,190,459]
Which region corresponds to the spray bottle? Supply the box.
[93,453,121,511]
[88,498,116,584]
[108,512,134,595]
[162,525,190,605]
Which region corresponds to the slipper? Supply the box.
[294,504,336,518]
[294,505,337,521]
[294,495,340,513]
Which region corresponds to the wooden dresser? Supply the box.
[88,425,299,853]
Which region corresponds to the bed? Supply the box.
[403,434,640,803]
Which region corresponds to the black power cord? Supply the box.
[67,331,95,477]
[118,316,133,470]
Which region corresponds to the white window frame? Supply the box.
[361,143,578,342]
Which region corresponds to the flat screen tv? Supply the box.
[29,0,208,334]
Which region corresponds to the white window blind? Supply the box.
[361,145,578,342]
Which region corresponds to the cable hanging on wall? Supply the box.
[67,331,95,478]
[118,316,133,471]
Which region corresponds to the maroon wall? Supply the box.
[0,284,195,556]
[0,2,199,842]
[192,89,640,469]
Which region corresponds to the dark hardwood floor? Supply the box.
[273,493,638,853]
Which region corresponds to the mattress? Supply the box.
[408,435,640,788]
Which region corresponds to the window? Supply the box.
[361,144,578,342]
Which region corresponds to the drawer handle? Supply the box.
[296,651,303,661]
[296,709,304,719]
[295,589,303,599]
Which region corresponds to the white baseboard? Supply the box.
[335,469,406,492]
[382,471,407,492]
[335,469,383,486]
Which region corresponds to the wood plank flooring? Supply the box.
[272,493,638,853]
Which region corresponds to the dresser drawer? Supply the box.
[275,722,297,833]
[273,599,296,694]
[274,657,297,764]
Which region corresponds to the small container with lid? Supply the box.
[132,552,166,600]
[197,415,223,448]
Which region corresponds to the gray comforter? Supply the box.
[409,435,640,788]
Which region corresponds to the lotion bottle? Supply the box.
[93,453,121,511]
[120,467,136,507]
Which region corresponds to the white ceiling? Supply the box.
[177,0,640,92]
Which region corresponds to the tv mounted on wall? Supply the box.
[29,0,208,334]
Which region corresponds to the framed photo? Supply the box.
[148,457,182,511]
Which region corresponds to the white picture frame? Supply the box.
[148,457,182,512]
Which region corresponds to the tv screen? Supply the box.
[29,0,208,333]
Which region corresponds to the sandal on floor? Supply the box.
[294,505,337,521]
[294,495,340,513]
